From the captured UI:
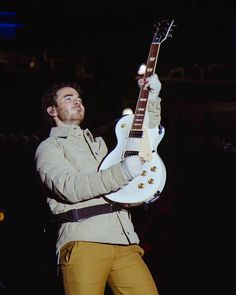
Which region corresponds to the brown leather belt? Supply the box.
[51,203,124,224]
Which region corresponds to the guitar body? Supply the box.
[100,114,167,205]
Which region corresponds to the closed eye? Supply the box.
[63,95,73,101]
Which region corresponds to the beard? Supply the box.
[67,109,85,125]
[55,106,85,126]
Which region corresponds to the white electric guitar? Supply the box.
[100,19,175,206]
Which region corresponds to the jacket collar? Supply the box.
[49,125,84,138]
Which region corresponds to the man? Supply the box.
[35,74,162,295]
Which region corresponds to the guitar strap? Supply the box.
[51,203,125,224]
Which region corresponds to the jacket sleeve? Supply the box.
[35,140,129,203]
[147,97,161,128]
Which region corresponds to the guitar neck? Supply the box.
[131,42,160,131]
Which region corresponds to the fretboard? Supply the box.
[131,42,160,131]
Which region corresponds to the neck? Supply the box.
[54,118,81,127]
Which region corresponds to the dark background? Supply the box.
[0,1,235,295]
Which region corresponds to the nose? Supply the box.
[74,98,81,105]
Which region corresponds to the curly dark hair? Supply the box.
[41,81,81,126]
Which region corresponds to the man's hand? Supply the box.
[138,74,161,101]
[121,156,143,181]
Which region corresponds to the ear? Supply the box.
[47,106,57,117]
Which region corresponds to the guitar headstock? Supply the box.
[153,19,175,44]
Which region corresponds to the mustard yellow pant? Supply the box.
[59,241,159,295]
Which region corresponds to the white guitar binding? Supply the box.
[100,19,175,206]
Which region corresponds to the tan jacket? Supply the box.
[35,99,161,253]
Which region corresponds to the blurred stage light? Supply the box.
[0,11,25,40]
[0,209,5,222]
[137,63,146,75]
[122,108,133,116]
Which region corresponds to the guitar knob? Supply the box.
[150,166,157,172]
[148,178,155,184]
[141,170,147,176]
[138,183,145,189]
